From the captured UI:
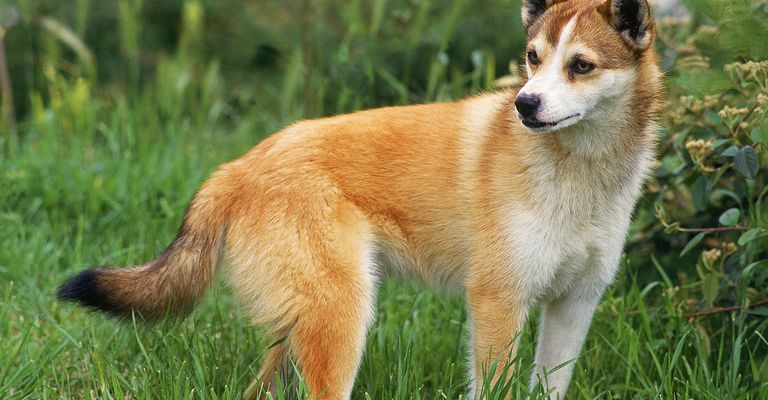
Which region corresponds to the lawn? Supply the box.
[1,0,767,399]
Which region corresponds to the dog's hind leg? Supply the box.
[289,267,376,400]
[248,266,376,400]
[244,339,291,400]
[232,190,377,400]
[286,204,377,399]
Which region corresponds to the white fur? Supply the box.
[520,17,579,132]
[516,124,656,397]
[501,12,657,395]
[519,17,637,136]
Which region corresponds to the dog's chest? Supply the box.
[503,153,639,294]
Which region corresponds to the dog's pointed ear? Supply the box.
[521,0,555,33]
[601,0,654,50]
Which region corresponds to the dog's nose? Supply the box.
[515,93,541,118]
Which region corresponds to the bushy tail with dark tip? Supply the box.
[57,170,232,320]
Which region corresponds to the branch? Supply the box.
[603,297,768,318]
[675,226,752,233]
[683,297,768,319]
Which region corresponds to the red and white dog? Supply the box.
[58,0,662,398]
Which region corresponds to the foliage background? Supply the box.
[0,0,766,398]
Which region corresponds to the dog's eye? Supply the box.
[571,59,595,74]
[527,50,540,66]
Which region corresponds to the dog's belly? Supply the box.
[365,195,612,297]
[373,234,471,293]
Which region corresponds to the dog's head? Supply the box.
[515,0,655,133]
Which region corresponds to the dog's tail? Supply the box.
[57,170,234,320]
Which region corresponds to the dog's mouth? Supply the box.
[521,113,581,130]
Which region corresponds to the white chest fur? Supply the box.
[502,135,653,302]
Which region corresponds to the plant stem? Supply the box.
[0,31,15,130]
[676,226,753,233]
[683,297,768,318]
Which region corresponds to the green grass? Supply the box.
[1,81,767,399]
[1,0,767,398]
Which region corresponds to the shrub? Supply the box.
[632,0,768,324]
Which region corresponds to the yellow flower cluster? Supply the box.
[677,55,710,70]
[685,95,720,113]
[722,242,738,255]
[696,25,718,36]
[718,105,749,119]
[757,93,768,106]
[725,61,768,92]
[685,139,714,166]
[725,60,768,76]
[701,248,722,269]
[669,95,721,125]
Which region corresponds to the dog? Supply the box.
[57,0,662,398]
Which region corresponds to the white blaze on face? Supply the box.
[519,15,636,133]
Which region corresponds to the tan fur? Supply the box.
[60,1,662,398]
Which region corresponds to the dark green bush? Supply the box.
[632,0,768,324]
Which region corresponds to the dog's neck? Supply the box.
[556,102,638,159]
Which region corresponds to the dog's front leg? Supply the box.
[466,275,529,399]
[530,263,618,399]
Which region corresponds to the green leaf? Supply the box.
[737,259,768,299]
[691,176,708,211]
[748,307,768,317]
[721,146,739,157]
[702,272,720,307]
[719,208,741,227]
[706,166,728,191]
[671,162,688,176]
[681,232,707,256]
[711,189,741,205]
[733,146,759,179]
[738,229,762,246]
[665,222,680,234]
[751,123,768,145]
